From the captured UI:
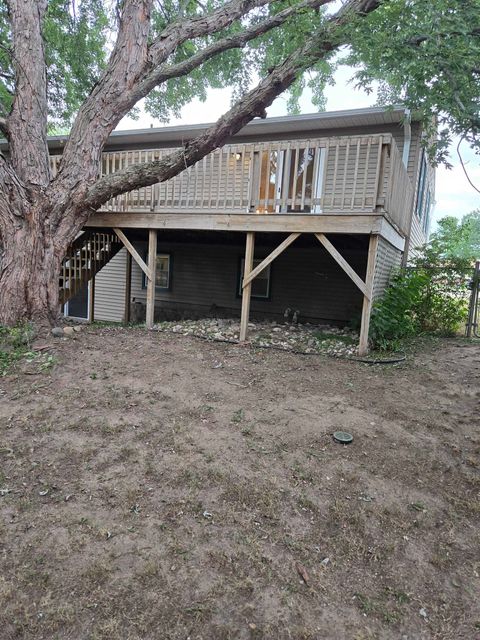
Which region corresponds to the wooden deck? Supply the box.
[70,131,414,356]
[53,133,413,237]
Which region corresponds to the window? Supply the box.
[238,258,271,299]
[415,153,428,220]
[142,254,171,290]
[422,187,432,235]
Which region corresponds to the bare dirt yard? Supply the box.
[0,327,479,640]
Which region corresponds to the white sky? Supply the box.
[118,64,480,227]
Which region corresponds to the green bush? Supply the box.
[370,264,470,351]
[369,211,479,351]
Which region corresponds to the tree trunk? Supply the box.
[0,208,62,327]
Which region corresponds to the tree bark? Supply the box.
[0,203,61,327]
[0,0,382,328]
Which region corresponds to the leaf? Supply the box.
[296,562,310,586]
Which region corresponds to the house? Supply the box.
[57,106,435,354]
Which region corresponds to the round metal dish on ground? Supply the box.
[333,431,353,444]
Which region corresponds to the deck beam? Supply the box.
[90,212,388,235]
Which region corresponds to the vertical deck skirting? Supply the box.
[358,235,379,356]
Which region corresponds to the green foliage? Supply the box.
[424,210,480,261]
[369,269,427,351]
[370,212,477,350]
[1,0,478,155]
[0,323,35,375]
[345,0,480,162]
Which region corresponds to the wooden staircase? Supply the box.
[60,231,122,305]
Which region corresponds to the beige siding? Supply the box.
[373,237,403,301]
[127,238,366,324]
[93,248,127,322]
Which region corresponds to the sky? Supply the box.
[118,65,479,227]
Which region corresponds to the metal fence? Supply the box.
[466,261,480,338]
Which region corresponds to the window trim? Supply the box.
[142,252,172,291]
[237,256,272,300]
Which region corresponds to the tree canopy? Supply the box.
[0,0,479,326]
[427,210,480,262]
[0,0,478,160]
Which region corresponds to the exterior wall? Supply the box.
[93,236,368,325]
[373,237,403,301]
[406,129,436,258]
[93,249,127,322]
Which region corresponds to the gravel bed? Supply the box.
[154,318,359,356]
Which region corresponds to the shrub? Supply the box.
[370,262,470,351]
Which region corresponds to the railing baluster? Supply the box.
[362,138,372,210]
[300,143,310,211]
[372,137,384,211]
[331,141,339,209]
[263,145,270,212]
[281,142,292,213]
[351,139,361,209]
[341,139,350,209]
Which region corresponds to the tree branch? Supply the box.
[55,0,154,194]
[137,0,331,94]
[457,137,480,195]
[79,0,379,216]
[6,0,50,185]
[147,0,274,69]
[52,0,321,211]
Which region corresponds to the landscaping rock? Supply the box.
[63,327,75,336]
[153,318,359,357]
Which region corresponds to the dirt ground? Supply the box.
[0,327,479,640]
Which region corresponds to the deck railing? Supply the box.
[49,133,413,234]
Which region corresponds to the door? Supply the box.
[64,282,89,319]
[256,146,325,213]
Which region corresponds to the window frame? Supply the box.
[415,152,428,221]
[142,252,172,291]
[237,256,272,300]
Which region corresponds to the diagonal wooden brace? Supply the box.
[242,232,301,289]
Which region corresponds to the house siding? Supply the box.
[94,237,368,325]
[373,237,403,301]
[93,248,127,322]
[406,126,435,258]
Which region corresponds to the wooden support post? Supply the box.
[146,229,157,329]
[124,251,132,324]
[88,276,95,323]
[358,234,379,356]
[240,232,255,342]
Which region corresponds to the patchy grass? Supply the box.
[0,326,479,639]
